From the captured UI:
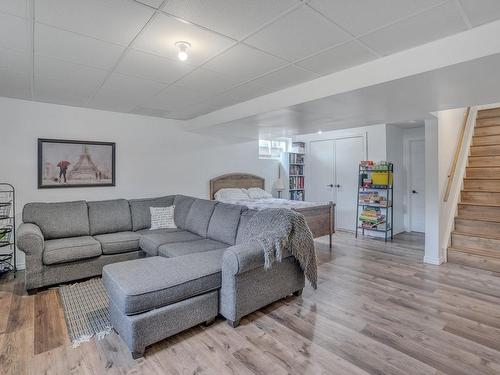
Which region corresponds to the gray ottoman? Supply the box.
[102,250,224,358]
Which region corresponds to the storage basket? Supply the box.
[372,172,393,185]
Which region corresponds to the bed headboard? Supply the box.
[209,173,265,200]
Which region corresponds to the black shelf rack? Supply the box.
[0,183,16,276]
[355,163,394,242]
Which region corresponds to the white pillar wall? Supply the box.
[424,118,443,265]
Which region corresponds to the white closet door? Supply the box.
[335,136,365,231]
[309,140,335,203]
[409,139,425,232]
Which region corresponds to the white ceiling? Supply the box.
[195,51,500,140]
[1,0,500,120]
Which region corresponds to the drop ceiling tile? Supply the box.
[245,6,351,61]
[360,2,467,56]
[147,85,209,110]
[0,69,31,99]
[0,0,28,18]
[137,0,165,9]
[134,13,235,66]
[129,106,172,118]
[116,49,194,84]
[35,0,154,46]
[161,0,298,39]
[34,77,91,107]
[35,56,108,95]
[308,0,443,36]
[0,13,30,52]
[250,65,319,92]
[174,68,243,96]
[296,40,377,75]
[35,23,125,70]
[91,73,167,113]
[0,47,31,75]
[459,0,500,27]
[206,82,272,109]
[203,43,288,82]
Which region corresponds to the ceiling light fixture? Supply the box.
[317,130,323,134]
[175,41,191,61]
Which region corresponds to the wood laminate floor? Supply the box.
[2,231,500,374]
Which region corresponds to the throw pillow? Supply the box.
[150,206,176,230]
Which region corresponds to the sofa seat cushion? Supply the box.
[93,231,140,255]
[102,250,224,315]
[43,236,102,265]
[138,229,202,256]
[158,239,229,258]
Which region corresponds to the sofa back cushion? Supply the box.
[88,199,132,235]
[184,199,217,237]
[23,200,89,240]
[207,203,245,245]
[235,209,257,244]
[129,195,175,231]
[173,195,196,228]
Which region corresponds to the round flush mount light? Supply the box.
[175,41,191,61]
[317,130,323,134]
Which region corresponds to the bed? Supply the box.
[209,173,335,248]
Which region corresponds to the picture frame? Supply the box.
[37,138,116,189]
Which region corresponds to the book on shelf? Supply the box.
[291,142,305,154]
[289,153,304,164]
[289,176,304,189]
[290,190,304,201]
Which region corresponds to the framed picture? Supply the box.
[38,138,115,189]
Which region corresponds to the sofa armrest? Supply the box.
[223,242,265,276]
[17,223,44,255]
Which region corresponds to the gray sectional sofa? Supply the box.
[17,194,306,357]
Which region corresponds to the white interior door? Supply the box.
[309,140,335,203]
[409,139,425,232]
[335,137,365,231]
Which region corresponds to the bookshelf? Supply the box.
[355,161,394,242]
[281,142,306,201]
[0,183,16,276]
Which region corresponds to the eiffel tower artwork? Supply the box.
[67,145,102,180]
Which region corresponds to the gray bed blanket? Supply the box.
[241,208,318,289]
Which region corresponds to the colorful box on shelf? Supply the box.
[372,172,393,185]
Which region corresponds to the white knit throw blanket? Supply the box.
[241,208,318,289]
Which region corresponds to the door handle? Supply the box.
[412,190,418,194]
[326,184,334,188]
[335,184,341,188]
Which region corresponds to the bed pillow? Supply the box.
[150,206,177,230]
[247,187,272,199]
[214,188,249,201]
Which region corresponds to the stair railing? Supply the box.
[443,107,471,202]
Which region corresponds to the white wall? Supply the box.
[424,107,469,265]
[0,97,278,268]
[386,125,405,235]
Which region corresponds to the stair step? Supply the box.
[468,155,500,167]
[448,248,500,273]
[474,125,500,136]
[458,202,500,222]
[451,232,500,258]
[472,134,500,146]
[464,179,500,191]
[462,191,500,205]
[477,108,500,119]
[470,144,500,156]
[454,218,500,239]
[466,167,500,179]
[476,117,500,128]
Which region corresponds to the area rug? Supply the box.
[59,278,112,348]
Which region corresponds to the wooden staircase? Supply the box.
[448,107,500,272]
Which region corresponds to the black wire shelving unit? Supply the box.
[355,163,394,242]
[0,183,16,276]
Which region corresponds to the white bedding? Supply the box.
[217,197,328,210]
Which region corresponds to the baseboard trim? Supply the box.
[423,255,446,265]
